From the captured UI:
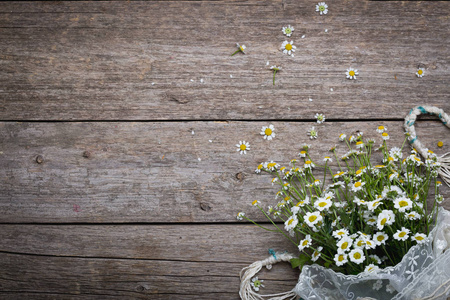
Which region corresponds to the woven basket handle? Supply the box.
[404,105,450,186]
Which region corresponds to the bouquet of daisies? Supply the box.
[238,127,450,300]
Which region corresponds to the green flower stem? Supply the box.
[333,150,343,172]
[243,216,281,232]
[258,204,298,246]
[231,50,241,56]
[273,70,277,85]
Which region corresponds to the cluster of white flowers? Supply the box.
[238,126,444,275]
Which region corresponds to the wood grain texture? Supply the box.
[1,120,449,223]
[0,0,449,120]
[0,224,299,299]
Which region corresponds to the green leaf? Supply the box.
[290,255,310,269]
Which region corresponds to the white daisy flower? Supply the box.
[412,233,427,244]
[315,113,326,124]
[270,66,281,85]
[373,232,388,245]
[231,43,246,56]
[377,210,395,230]
[353,237,366,249]
[376,125,387,133]
[304,160,315,169]
[260,124,276,140]
[251,276,264,292]
[355,141,364,149]
[314,197,332,211]
[334,253,348,266]
[337,236,353,253]
[405,211,421,221]
[394,196,413,212]
[351,181,365,192]
[369,254,382,265]
[304,211,322,227]
[292,197,310,212]
[333,171,346,179]
[299,150,308,158]
[365,239,377,250]
[251,200,260,206]
[389,172,399,182]
[339,133,347,141]
[436,194,444,204]
[393,227,410,241]
[355,166,367,177]
[381,132,390,140]
[312,246,323,262]
[365,264,380,275]
[298,234,312,251]
[266,161,280,171]
[416,67,425,78]
[255,163,264,174]
[281,40,296,56]
[349,135,357,143]
[349,249,365,264]
[316,2,328,15]
[282,25,294,37]
[333,229,349,239]
[236,212,245,221]
[323,156,332,162]
[366,200,382,212]
[346,67,358,80]
[307,126,318,139]
[284,215,298,231]
[236,141,250,155]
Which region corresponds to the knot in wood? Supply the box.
[35,155,44,164]
[83,150,91,158]
[235,172,244,181]
[200,202,212,211]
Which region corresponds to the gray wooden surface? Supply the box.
[0,0,449,299]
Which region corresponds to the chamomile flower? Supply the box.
[333,229,349,239]
[416,67,425,78]
[365,239,377,250]
[304,160,315,169]
[231,43,246,56]
[323,156,332,162]
[394,196,413,212]
[255,163,264,174]
[353,237,366,249]
[314,197,332,211]
[381,132,390,140]
[251,200,260,206]
[393,227,410,241]
[304,211,322,227]
[236,141,250,155]
[389,172,399,181]
[405,211,421,221]
[316,2,328,15]
[333,171,346,179]
[365,264,380,274]
[355,141,364,149]
[366,200,383,212]
[292,197,310,212]
[369,254,382,265]
[236,212,245,221]
[281,40,296,56]
[373,232,388,245]
[334,253,348,266]
[337,236,353,253]
[436,194,444,204]
[251,277,265,292]
[260,124,276,140]
[339,133,347,141]
[312,246,323,262]
[351,181,365,192]
[377,210,395,230]
[298,234,312,251]
[284,215,298,231]
[315,113,326,124]
[411,233,427,244]
[266,161,280,171]
[299,150,308,158]
[376,125,387,133]
[307,126,318,139]
[349,249,365,264]
[346,67,359,80]
[282,25,294,37]
[349,135,357,143]
[270,66,281,85]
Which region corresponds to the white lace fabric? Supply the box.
[294,208,450,300]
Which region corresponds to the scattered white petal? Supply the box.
[190,79,194,82]
[151,82,155,85]
[208,140,212,143]
[301,35,306,39]
[325,29,328,33]
[198,157,201,161]
[191,130,195,135]
[309,98,313,102]
[230,74,233,78]
[330,88,334,91]
[200,78,204,83]
[266,61,270,66]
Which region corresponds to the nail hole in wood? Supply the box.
[200,202,212,211]
[235,172,244,181]
[35,155,44,164]
[83,151,91,158]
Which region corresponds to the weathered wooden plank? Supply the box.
[0,0,448,120]
[0,120,449,223]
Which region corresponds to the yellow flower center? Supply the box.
[418,69,423,75]
[378,126,385,130]
[285,43,293,51]
[356,170,362,175]
[265,128,273,136]
[240,144,247,150]
[257,164,263,170]
[349,70,355,76]
[285,196,290,201]
[338,232,345,236]
[399,232,406,237]
[355,182,362,188]
[300,151,306,155]
[267,163,276,168]
[288,218,294,225]
[357,240,364,247]
[308,215,317,222]
[388,157,394,161]
[341,242,348,249]
[302,240,308,246]
[377,235,385,242]
[318,202,327,207]
[416,236,424,241]
[338,255,345,262]
[380,218,387,226]
[305,160,312,165]
[437,141,444,147]
[399,200,408,207]
[353,252,361,259]
[252,200,258,205]
[382,132,389,137]
[356,141,363,145]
